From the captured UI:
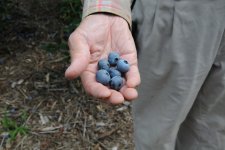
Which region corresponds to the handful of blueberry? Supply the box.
[96,52,130,90]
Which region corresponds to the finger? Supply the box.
[108,90,125,104]
[120,85,138,101]
[125,65,141,88]
[81,71,111,98]
[65,32,90,80]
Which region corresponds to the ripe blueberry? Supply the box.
[110,76,123,90]
[98,59,110,70]
[96,69,111,85]
[117,59,130,73]
[108,68,121,78]
[108,52,120,65]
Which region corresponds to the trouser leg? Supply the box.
[131,0,225,149]
[176,32,225,150]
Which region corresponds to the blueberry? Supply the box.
[108,68,121,78]
[98,59,110,70]
[96,69,111,85]
[110,76,123,90]
[108,52,120,65]
[117,59,130,73]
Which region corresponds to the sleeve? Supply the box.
[82,0,132,27]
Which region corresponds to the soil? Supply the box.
[0,0,134,149]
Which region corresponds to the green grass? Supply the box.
[1,111,29,141]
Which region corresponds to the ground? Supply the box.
[0,0,134,149]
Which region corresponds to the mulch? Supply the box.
[0,0,134,149]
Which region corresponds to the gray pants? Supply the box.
[131,0,225,149]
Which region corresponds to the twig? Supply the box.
[38,131,59,134]
[48,88,67,92]
[23,100,44,126]
[92,139,108,150]
[57,146,66,150]
[69,82,79,94]
[82,138,109,150]
[73,109,80,128]
[98,125,121,140]
[83,116,87,137]
[49,56,69,63]
[0,136,5,147]
[14,135,27,149]
[17,88,28,99]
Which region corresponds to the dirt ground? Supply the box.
[0,0,134,149]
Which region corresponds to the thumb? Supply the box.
[65,32,90,80]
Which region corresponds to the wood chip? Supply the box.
[40,125,63,132]
[116,106,128,112]
[96,122,106,127]
[112,146,118,150]
[123,101,131,106]
[39,113,49,125]
[11,82,17,88]
[45,73,50,83]
[17,79,24,85]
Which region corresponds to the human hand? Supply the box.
[65,14,140,104]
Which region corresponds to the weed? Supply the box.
[0,112,29,141]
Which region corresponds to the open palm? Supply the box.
[65,14,140,104]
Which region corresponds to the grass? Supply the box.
[1,111,29,141]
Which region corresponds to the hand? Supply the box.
[65,14,141,104]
